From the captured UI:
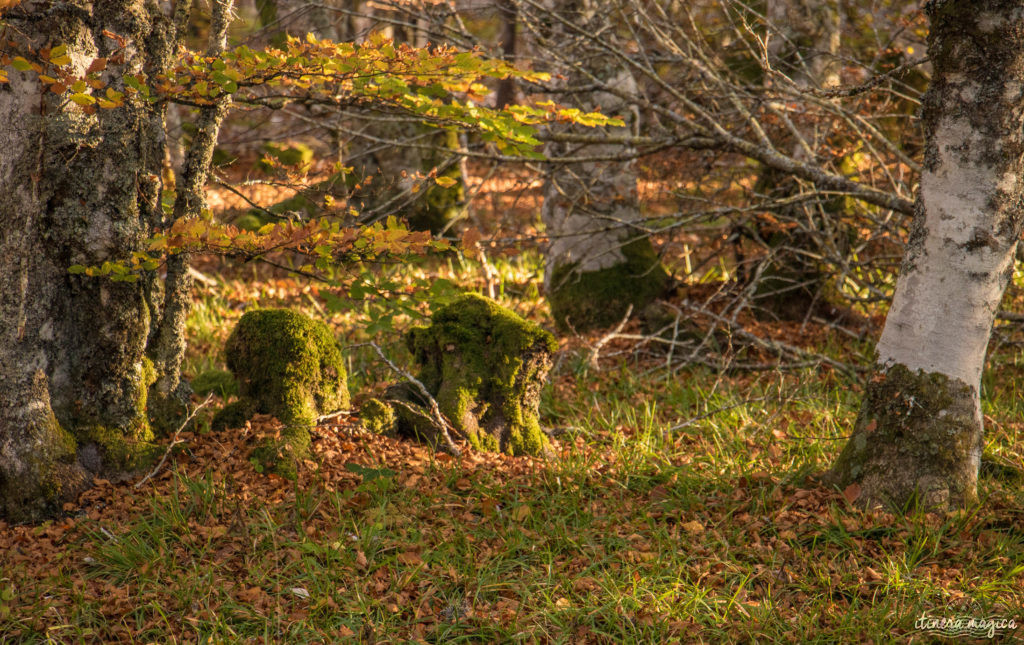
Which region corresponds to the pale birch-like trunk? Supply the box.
[830,0,1024,509]
[537,0,668,332]
[0,0,165,522]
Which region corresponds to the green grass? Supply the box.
[5,349,1024,642]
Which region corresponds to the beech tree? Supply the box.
[0,0,235,523]
[830,0,1024,509]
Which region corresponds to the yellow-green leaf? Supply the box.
[70,93,96,106]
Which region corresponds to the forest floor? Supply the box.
[5,166,1024,642]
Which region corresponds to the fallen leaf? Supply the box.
[843,483,862,504]
[682,520,705,535]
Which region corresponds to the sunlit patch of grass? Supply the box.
[183,289,237,378]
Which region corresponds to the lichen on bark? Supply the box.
[829,364,981,509]
[0,0,188,522]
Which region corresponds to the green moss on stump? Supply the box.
[829,363,981,510]
[223,309,349,477]
[406,294,557,456]
[360,398,397,434]
[547,237,669,333]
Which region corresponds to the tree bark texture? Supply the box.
[533,0,669,332]
[830,0,1024,510]
[0,0,219,521]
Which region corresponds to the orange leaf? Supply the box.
[843,483,862,504]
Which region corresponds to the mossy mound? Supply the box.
[547,237,670,333]
[403,294,557,456]
[256,142,314,174]
[222,309,349,477]
[210,399,256,432]
[360,398,397,434]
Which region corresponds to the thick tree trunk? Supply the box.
[0,0,227,522]
[0,0,167,522]
[830,0,1024,510]
[535,0,669,332]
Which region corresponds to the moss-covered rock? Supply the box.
[360,398,397,434]
[404,294,557,456]
[191,368,239,399]
[547,237,670,333]
[223,309,349,476]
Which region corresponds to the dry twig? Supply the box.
[135,394,215,489]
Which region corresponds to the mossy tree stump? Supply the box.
[213,309,349,477]
[379,294,557,456]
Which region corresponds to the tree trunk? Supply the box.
[829,0,1024,510]
[535,0,669,332]
[493,0,517,109]
[258,0,339,42]
[0,0,225,522]
[340,4,467,234]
